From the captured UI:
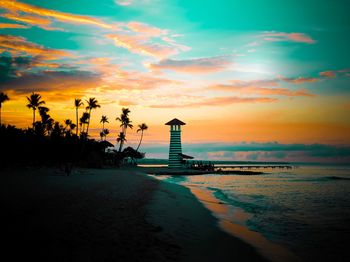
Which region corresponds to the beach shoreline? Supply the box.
[1,166,267,261]
[181,184,302,262]
[146,169,268,262]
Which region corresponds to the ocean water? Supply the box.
[158,165,350,262]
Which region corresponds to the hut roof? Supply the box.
[165,118,186,125]
[178,153,194,159]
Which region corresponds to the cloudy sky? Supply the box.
[0,0,349,162]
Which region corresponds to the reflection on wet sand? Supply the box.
[187,186,302,262]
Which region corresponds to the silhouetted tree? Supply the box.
[116,108,133,152]
[38,106,53,135]
[123,146,145,159]
[80,112,90,134]
[64,119,76,137]
[103,128,109,140]
[74,98,83,136]
[136,123,148,151]
[85,98,100,137]
[51,121,64,138]
[100,128,110,141]
[117,132,126,152]
[26,93,45,128]
[0,92,9,126]
[100,115,109,130]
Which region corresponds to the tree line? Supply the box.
[0,91,148,168]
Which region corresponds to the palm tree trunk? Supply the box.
[136,131,143,151]
[86,108,91,137]
[86,108,92,136]
[33,108,35,128]
[76,108,79,135]
[118,140,123,152]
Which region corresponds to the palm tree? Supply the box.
[136,123,148,151]
[0,92,9,126]
[103,128,109,140]
[26,92,45,128]
[64,119,75,133]
[116,108,133,152]
[122,107,130,116]
[38,106,52,135]
[100,115,109,130]
[85,98,100,137]
[100,128,110,141]
[74,99,83,135]
[64,119,73,136]
[64,119,72,128]
[117,132,126,152]
[80,112,90,134]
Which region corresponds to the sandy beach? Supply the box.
[1,166,266,261]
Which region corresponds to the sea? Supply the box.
[152,164,350,262]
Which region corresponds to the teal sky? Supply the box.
[1,0,350,162]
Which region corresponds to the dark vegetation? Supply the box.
[0,92,147,168]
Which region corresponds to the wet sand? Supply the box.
[186,186,302,262]
[0,166,267,261]
[147,173,267,262]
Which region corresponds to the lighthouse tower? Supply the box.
[165,118,186,168]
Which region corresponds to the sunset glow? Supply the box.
[1,0,349,162]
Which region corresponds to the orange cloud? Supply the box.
[319,69,350,78]
[263,31,316,44]
[281,76,319,84]
[127,22,167,37]
[78,57,182,90]
[148,55,233,73]
[0,13,53,29]
[107,33,179,58]
[211,84,315,97]
[101,68,182,90]
[119,100,137,106]
[149,96,277,108]
[0,0,112,29]
[0,34,72,60]
[319,71,336,78]
[229,79,279,87]
[0,22,28,29]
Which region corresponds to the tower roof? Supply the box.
[165,118,186,125]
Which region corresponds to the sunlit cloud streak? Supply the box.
[147,55,233,73]
[127,21,167,37]
[0,34,72,60]
[0,12,54,30]
[0,22,29,29]
[210,83,315,97]
[282,76,319,84]
[0,0,112,29]
[149,96,277,108]
[319,69,350,78]
[106,33,181,58]
[262,31,316,44]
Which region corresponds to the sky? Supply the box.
[0,0,350,163]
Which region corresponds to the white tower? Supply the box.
[165,118,186,168]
